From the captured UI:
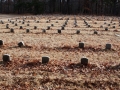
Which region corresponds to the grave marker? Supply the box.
[105,44,111,50]
[18,41,24,47]
[42,56,49,64]
[79,42,84,49]
[10,28,14,33]
[42,29,46,33]
[58,29,61,34]
[81,57,88,66]
[3,54,11,63]
[94,30,98,34]
[0,40,3,46]
[6,24,9,29]
[20,26,23,29]
[76,30,80,34]
[26,29,30,33]
[34,26,37,29]
[105,27,108,31]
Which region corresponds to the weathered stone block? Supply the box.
[81,58,88,66]
[42,56,49,64]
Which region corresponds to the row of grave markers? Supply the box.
[4,28,104,34]
[2,54,88,66]
[2,21,116,34]
[0,40,112,50]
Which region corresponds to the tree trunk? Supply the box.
[0,0,3,13]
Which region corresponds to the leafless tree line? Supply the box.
[0,0,120,15]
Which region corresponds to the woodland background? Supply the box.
[0,0,120,15]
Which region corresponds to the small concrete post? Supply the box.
[42,56,49,64]
[10,28,14,33]
[0,40,3,46]
[3,54,11,63]
[18,41,24,47]
[81,57,88,66]
[76,30,80,34]
[105,27,108,31]
[94,31,98,34]
[105,44,111,50]
[20,26,23,29]
[26,29,30,33]
[42,29,46,33]
[34,26,37,29]
[58,29,61,34]
[79,42,84,49]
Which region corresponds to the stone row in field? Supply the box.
[0,16,120,34]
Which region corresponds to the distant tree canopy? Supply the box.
[0,0,120,16]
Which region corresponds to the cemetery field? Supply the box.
[0,14,120,89]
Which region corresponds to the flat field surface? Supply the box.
[0,14,120,89]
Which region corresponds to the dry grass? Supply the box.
[0,14,119,90]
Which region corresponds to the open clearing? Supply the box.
[0,14,120,89]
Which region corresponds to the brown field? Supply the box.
[0,14,120,90]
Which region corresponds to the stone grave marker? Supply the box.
[81,57,88,66]
[42,56,49,64]
[3,54,11,63]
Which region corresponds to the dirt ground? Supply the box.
[0,14,120,90]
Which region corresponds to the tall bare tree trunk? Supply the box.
[0,0,3,13]
[7,0,10,14]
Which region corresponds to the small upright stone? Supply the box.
[61,26,64,30]
[79,42,84,49]
[42,56,49,64]
[81,57,88,66]
[47,26,50,30]
[27,24,29,26]
[26,29,30,33]
[88,25,90,28]
[94,22,97,24]
[34,26,37,29]
[42,29,46,33]
[1,21,4,24]
[0,40,3,46]
[100,25,103,28]
[76,30,80,34]
[3,54,11,63]
[10,28,14,33]
[37,21,39,23]
[46,21,49,23]
[20,26,23,29]
[58,29,61,34]
[6,24,9,29]
[18,41,24,47]
[12,22,14,24]
[112,26,115,28]
[22,22,24,24]
[74,24,77,27]
[105,44,111,50]
[15,23,17,26]
[105,27,108,31]
[108,24,110,26]
[94,30,98,34]
[51,24,54,26]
